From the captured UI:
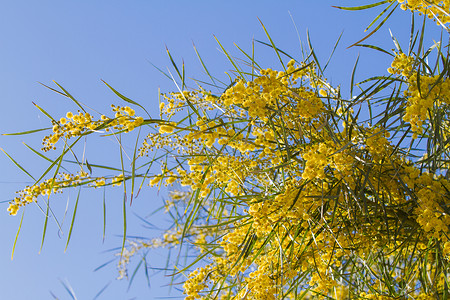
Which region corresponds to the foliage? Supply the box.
[4,1,450,299]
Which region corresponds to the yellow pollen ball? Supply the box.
[319,89,327,97]
[159,125,175,134]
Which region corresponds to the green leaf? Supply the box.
[214,35,245,79]
[22,142,54,163]
[85,159,93,175]
[52,81,87,113]
[332,0,391,11]
[165,45,185,89]
[350,54,360,98]
[92,282,111,300]
[101,80,151,118]
[193,42,217,86]
[127,255,143,291]
[40,198,50,254]
[32,102,57,123]
[1,147,36,181]
[130,127,140,205]
[11,209,25,260]
[324,31,344,71]
[119,138,127,259]
[120,193,127,259]
[2,127,51,136]
[40,146,66,254]
[353,44,394,56]
[59,279,78,300]
[65,187,81,252]
[102,188,106,243]
[254,40,295,62]
[347,2,398,48]
[258,18,287,72]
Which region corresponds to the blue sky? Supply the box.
[0,1,433,299]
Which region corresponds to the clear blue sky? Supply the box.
[0,1,435,299]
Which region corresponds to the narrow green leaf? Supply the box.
[40,198,50,254]
[23,142,53,163]
[93,258,116,272]
[49,291,59,300]
[181,59,186,90]
[130,127,140,205]
[364,1,396,32]
[255,41,301,65]
[59,279,78,300]
[143,253,150,287]
[347,3,398,48]
[38,81,68,97]
[214,35,245,79]
[11,209,25,260]
[40,144,66,253]
[31,136,80,186]
[258,18,286,72]
[1,148,36,181]
[92,282,111,300]
[306,29,322,73]
[332,0,391,10]
[2,127,51,136]
[350,54,360,98]
[148,61,172,81]
[32,102,57,123]
[193,42,217,86]
[165,45,184,87]
[101,80,151,118]
[389,28,402,53]
[167,68,202,118]
[102,188,106,243]
[324,31,343,71]
[63,160,123,172]
[121,193,127,259]
[353,44,394,56]
[234,43,263,73]
[85,159,93,175]
[127,256,143,291]
[52,81,86,113]
[65,187,81,252]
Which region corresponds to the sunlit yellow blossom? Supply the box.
[159,124,175,134]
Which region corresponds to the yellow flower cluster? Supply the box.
[111,174,124,186]
[395,0,450,26]
[7,170,89,215]
[143,60,331,204]
[410,171,450,240]
[109,104,144,132]
[302,143,334,180]
[93,177,105,187]
[183,264,212,300]
[42,105,143,151]
[221,60,324,121]
[160,91,193,118]
[387,52,414,77]
[42,111,97,151]
[405,74,450,137]
[388,52,450,137]
[364,126,392,162]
